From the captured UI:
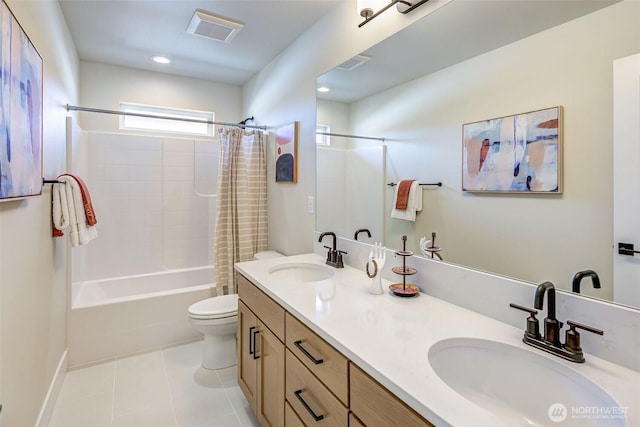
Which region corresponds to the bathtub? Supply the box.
[68,267,215,367]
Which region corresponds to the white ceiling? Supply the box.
[59,0,622,96]
[58,0,344,85]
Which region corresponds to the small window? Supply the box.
[119,102,215,136]
[316,124,331,146]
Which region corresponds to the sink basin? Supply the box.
[268,263,335,282]
[428,338,623,427]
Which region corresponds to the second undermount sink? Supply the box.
[428,338,623,427]
[268,263,335,282]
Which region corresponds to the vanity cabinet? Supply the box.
[350,364,433,427]
[237,272,433,427]
[237,275,285,427]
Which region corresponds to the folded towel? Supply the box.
[52,175,98,246]
[395,179,414,210]
[391,180,422,221]
[61,173,97,226]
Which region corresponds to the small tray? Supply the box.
[395,250,414,257]
[392,266,417,275]
[389,283,420,297]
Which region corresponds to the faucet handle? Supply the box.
[564,320,604,355]
[509,303,541,341]
[336,250,347,268]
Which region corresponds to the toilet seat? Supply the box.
[188,294,238,320]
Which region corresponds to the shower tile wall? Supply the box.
[72,132,218,282]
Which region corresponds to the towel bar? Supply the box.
[387,182,442,187]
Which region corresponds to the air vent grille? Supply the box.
[186,9,244,43]
[336,54,372,71]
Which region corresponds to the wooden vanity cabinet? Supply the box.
[350,364,434,427]
[238,275,285,427]
[237,273,434,427]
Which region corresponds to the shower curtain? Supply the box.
[214,127,268,295]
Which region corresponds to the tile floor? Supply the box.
[48,340,260,427]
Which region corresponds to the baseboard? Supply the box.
[35,349,68,427]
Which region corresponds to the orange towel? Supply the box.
[395,180,415,210]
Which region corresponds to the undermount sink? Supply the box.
[428,338,623,427]
[268,263,335,282]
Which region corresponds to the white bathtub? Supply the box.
[68,267,216,367]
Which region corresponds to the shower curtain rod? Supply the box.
[316,131,385,142]
[65,104,268,130]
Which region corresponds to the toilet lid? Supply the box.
[188,294,238,318]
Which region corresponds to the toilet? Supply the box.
[188,250,283,369]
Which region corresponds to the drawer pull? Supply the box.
[294,340,324,365]
[248,326,256,356]
[294,389,324,422]
[252,328,260,360]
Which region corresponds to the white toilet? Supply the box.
[187,251,283,369]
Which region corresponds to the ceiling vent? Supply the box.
[336,54,372,71]
[186,9,244,43]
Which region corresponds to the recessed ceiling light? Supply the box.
[317,86,330,93]
[151,55,172,64]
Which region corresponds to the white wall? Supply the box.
[344,1,639,300]
[244,0,450,255]
[78,60,242,133]
[0,1,78,425]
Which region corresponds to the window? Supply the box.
[119,102,215,136]
[316,124,331,146]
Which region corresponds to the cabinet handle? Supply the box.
[252,328,260,360]
[294,389,324,422]
[294,340,324,365]
[248,326,256,356]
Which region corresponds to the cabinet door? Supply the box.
[238,301,258,412]
[256,319,285,427]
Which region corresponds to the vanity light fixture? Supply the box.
[358,0,430,27]
[151,55,172,64]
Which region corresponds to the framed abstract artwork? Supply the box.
[462,106,563,193]
[0,0,43,201]
[275,121,298,183]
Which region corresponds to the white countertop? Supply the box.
[235,253,640,426]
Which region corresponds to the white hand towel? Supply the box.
[391,181,422,221]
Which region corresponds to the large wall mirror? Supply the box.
[316,0,639,309]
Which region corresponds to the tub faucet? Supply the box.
[534,281,562,347]
[572,270,601,294]
[318,232,345,268]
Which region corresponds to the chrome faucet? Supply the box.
[318,232,346,268]
[572,270,601,294]
[510,281,604,363]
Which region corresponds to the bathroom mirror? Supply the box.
[315,0,639,309]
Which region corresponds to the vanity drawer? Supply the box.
[286,401,305,427]
[238,274,285,341]
[286,313,349,405]
[350,364,433,427]
[286,349,348,427]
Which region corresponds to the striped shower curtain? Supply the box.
[214,127,268,295]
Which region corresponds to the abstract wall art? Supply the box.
[0,0,43,201]
[462,106,563,193]
[275,121,298,183]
